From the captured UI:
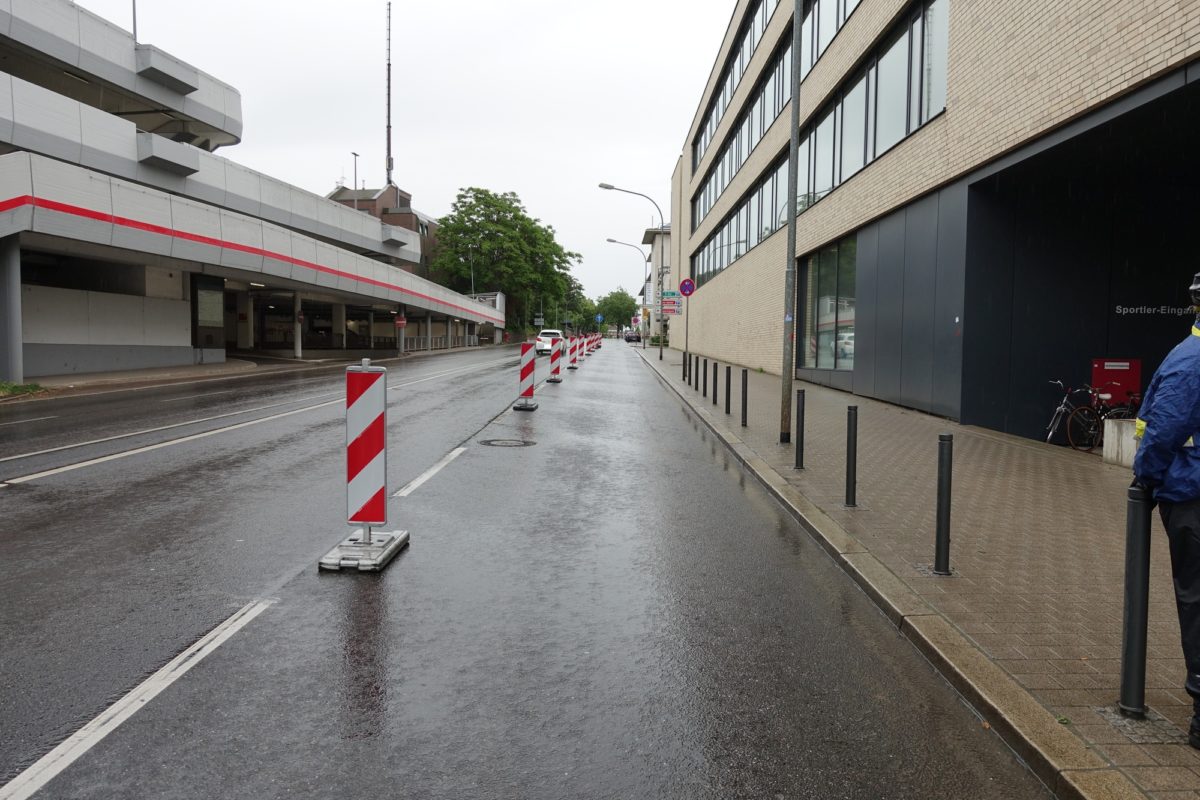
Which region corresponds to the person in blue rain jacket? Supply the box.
[1133,272,1200,748]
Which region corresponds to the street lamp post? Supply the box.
[351,151,360,212]
[780,0,804,444]
[599,183,665,361]
[605,237,650,348]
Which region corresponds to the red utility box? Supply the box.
[1091,358,1142,404]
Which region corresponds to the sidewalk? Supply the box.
[636,347,1194,800]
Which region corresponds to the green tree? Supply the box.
[595,289,638,332]
[431,188,579,333]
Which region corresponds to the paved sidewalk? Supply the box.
[636,347,1195,800]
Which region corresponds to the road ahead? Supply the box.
[0,344,1049,799]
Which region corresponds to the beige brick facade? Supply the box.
[673,0,1200,375]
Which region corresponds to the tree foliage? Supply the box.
[431,188,579,332]
[595,289,638,331]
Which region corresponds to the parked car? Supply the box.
[624,330,641,343]
[535,329,564,355]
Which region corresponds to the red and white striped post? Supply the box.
[514,342,538,411]
[547,337,563,383]
[319,358,409,572]
[567,336,579,370]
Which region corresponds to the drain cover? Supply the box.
[479,439,536,447]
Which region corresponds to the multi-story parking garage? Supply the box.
[671,0,1199,439]
[0,0,503,384]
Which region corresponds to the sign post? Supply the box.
[679,278,695,367]
[319,358,410,571]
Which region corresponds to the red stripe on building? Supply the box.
[2,195,505,324]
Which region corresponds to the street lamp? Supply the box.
[599,183,666,360]
[350,151,360,212]
[606,237,650,349]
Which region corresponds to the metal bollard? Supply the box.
[694,355,699,389]
[933,434,953,575]
[741,369,748,427]
[1119,484,1154,718]
[712,361,718,406]
[725,366,731,415]
[795,389,805,470]
[682,350,688,382]
[703,358,709,397]
[845,406,858,507]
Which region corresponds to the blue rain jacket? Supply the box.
[1134,325,1200,503]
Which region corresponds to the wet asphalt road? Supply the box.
[0,345,1050,799]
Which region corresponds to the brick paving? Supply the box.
[639,346,1197,799]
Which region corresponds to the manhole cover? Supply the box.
[479,439,536,447]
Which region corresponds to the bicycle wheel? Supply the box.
[1106,405,1134,420]
[1067,406,1102,452]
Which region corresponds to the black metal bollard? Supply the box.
[933,434,953,575]
[725,366,731,415]
[682,351,688,382]
[694,355,700,389]
[712,362,718,406]
[741,369,748,427]
[795,390,805,470]
[1119,485,1154,718]
[845,406,858,507]
[703,359,709,397]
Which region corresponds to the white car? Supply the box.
[534,329,564,355]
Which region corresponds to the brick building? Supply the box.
[672,0,1200,439]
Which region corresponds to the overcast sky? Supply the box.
[75,0,735,304]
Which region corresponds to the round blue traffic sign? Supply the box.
[679,278,696,297]
[595,314,604,323]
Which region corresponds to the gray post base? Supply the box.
[319,529,409,572]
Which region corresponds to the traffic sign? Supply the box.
[661,290,679,298]
[595,314,604,323]
[679,278,696,296]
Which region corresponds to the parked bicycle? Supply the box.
[1045,379,1141,452]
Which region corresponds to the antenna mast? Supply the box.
[385,2,394,186]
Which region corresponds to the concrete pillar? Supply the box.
[333,303,346,348]
[237,292,254,350]
[0,236,22,383]
[293,292,302,359]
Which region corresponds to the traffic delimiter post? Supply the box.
[319,358,410,572]
[933,434,953,575]
[712,361,718,406]
[703,358,708,397]
[725,366,731,415]
[845,406,858,507]
[1119,484,1154,718]
[795,389,805,470]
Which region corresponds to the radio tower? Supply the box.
[385,2,394,187]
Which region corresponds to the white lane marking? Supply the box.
[393,447,466,497]
[1,359,511,466]
[5,402,341,484]
[160,389,238,402]
[0,599,274,800]
[0,416,57,427]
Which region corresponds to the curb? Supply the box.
[635,349,1147,800]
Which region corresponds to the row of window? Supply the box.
[800,235,857,370]
[692,42,792,228]
[690,0,948,289]
[693,0,781,169]
[692,0,863,231]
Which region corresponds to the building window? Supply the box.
[689,0,948,288]
[840,72,868,179]
[800,234,856,370]
[875,30,909,155]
